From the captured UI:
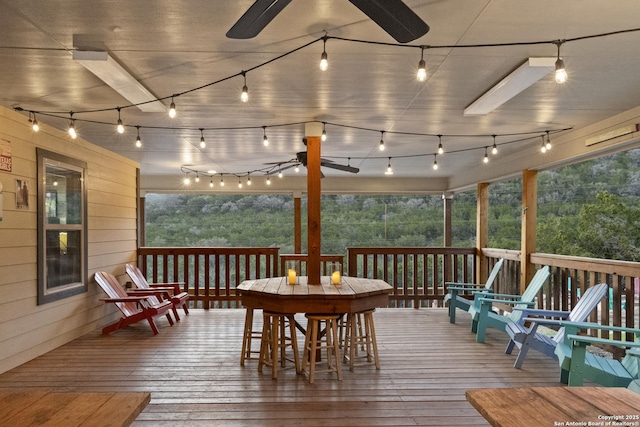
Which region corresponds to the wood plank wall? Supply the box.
[0,106,139,374]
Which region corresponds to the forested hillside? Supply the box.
[145,148,640,261]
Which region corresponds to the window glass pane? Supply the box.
[46,166,83,225]
[45,230,82,288]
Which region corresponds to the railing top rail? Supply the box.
[138,247,280,255]
[347,247,476,255]
[531,252,640,277]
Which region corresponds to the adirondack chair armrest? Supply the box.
[566,334,640,350]
[100,296,151,309]
[474,292,523,302]
[127,289,171,298]
[478,297,535,306]
[513,308,571,318]
[446,282,486,289]
[150,282,184,293]
[523,317,563,327]
[101,296,148,302]
[138,286,175,291]
[559,321,640,345]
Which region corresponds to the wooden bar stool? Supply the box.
[240,307,262,366]
[258,311,300,379]
[301,314,343,383]
[343,309,380,371]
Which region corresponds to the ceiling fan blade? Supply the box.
[348,0,429,43]
[226,0,292,39]
[321,161,360,174]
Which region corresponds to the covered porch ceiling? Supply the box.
[2,1,640,194]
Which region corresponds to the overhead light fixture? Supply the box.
[464,57,556,116]
[554,40,568,84]
[72,50,166,113]
[416,47,427,82]
[320,36,328,71]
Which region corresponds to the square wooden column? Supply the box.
[521,169,538,293]
[305,122,322,285]
[476,183,489,283]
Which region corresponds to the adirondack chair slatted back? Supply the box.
[483,258,505,291]
[126,264,150,289]
[508,266,550,324]
[553,283,609,345]
[95,272,142,318]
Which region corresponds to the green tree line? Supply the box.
[145,149,640,261]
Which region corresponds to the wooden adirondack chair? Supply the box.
[469,266,550,343]
[445,258,504,324]
[94,271,174,335]
[504,282,608,368]
[126,263,190,321]
[554,321,640,387]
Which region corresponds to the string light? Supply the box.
[195,174,200,183]
[238,178,243,188]
[320,36,328,71]
[266,175,271,185]
[379,131,385,151]
[220,175,225,186]
[278,168,283,178]
[169,96,177,118]
[183,176,191,185]
[545,130,552,150]
[241,71,249,103]
[385,157,393,175]
[491,135,498,155]
[209,178,214,188]
[247,174,252,186]
[199,128,206,148]
[321,122,327,141]
[294,164,300,173]
[116,108,124,134]
[432,154,438,170]
[416,47,427,82]
[540,135,547,153]
[68,113,77,139]
[483,147,489,163]
[437,134,444,154]
[29,112,39,132]
[135,126,142,147]
[554,40,567,84]
[262,126,269,146]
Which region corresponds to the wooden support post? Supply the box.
[521,169,538,293]
[293,192,302,254]
[306,123,322,285]
[476,183,489,284]
[443,192,453,283]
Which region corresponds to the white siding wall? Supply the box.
[0,106,139,373]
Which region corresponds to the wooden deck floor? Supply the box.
[0,308,565,426]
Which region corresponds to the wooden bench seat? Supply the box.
[0,390,150,426]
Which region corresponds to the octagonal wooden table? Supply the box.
[237,275,393,314]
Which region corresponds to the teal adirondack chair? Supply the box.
[445,258,504,324]
[469,266,550,343]
[554,321,640,387]
[504,282,608,368]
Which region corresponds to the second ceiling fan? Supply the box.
[226,0,430,43]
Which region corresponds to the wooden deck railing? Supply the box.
[137,245,639,338]
[137,247,279,308]
[347,247,477,308]
[484,248,640,339]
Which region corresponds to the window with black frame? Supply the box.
[37,149,88,305]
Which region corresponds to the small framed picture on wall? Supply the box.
[16,179,29,209]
